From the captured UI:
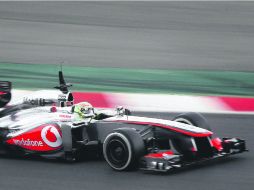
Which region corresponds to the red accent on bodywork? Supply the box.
[45,127,57,142]
[0,91,6,95]
[50,106,57,112]
[113,120,213,137]
[6,124,62,152]
[145,151,174,158]
[211,138,223,151]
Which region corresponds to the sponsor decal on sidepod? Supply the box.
[7,124,62,152]
[41,125,62,148]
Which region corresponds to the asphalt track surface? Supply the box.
[0,112,253,190]
[0,2,254,71]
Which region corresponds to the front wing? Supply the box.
[139,138,248,172]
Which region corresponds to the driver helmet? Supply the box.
[73,102,95,118]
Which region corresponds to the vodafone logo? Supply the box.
[41,125,62,148]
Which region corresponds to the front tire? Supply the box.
[103,128,145,171]
[173,112,211,131]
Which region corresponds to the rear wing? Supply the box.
[0,81,12,92]
[0,81,12,107]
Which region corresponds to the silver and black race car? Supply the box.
[0,72,247,172]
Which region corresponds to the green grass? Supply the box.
[1,62,254,97]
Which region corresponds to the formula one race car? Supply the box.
[0,72,248,172]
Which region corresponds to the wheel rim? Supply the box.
[106,138,129,168]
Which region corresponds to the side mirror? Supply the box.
[116,106,131,116]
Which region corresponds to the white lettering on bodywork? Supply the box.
[13,138,43,147]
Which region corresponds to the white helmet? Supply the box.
[73,102,95,118]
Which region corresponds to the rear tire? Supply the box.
[173,112,211,131]
[103,128,145,171]
[0,92,11,108]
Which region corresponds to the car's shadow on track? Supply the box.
[0,153,104,165]
[0,153,248,176]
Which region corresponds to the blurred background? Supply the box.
[0,1,254,96]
